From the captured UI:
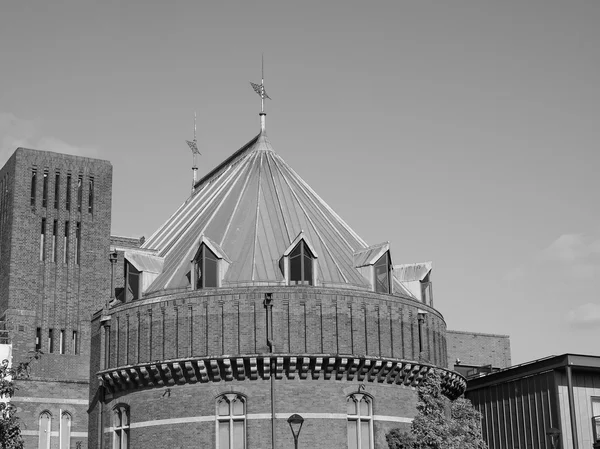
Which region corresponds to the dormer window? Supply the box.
[195,243,218,288]
[289,241,314,285]
[420,271,433,306]
[374,252,391,294]
[281,232,318,286]
[395,261,433,304]
[189,236,230,290]
[122,249,164,302]
[125,261,141,300]
[354,242,393,294]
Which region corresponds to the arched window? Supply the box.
[38,411,51,449]
[195,243,218,288]
[216,393,246,449]
[374,252,390,294]
[60,412,71,449]
[347,394,373,449]
[113,405,129,449]
[289,241,314,285]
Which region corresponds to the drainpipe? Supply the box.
[264,293,275,449]
[99,318,111,449]
[566,364,579,449]
[109,251,118,306]
[417,310,427,357]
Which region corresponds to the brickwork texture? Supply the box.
[0,148,113,449]
[446,329,511,369]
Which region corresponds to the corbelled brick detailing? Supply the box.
[98,355,466,398]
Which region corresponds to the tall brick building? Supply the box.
[87,112,466,449]
[0,148,112,448]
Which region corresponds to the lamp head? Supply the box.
[287,414,304,438]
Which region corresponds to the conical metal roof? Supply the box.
[142,130,412,296]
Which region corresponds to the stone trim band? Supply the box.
[101,413,413,432]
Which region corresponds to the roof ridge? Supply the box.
[193,132,261,190]
[355,241,389,253]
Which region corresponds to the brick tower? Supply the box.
[0,148,112,448]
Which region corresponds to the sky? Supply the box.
[1,0,599,365]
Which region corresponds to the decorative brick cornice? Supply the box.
[98,355,466,399]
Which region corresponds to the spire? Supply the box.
[185,112,201,193]
[250,54,271,132]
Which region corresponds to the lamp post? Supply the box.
[546,427,561,449]
[108,251,118,306]
[287,414,304,449]
[264,293,275,449]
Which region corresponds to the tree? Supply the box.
[386,369,487,449]
[448,397,487,449]
[0,351,42,449]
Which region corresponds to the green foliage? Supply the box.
[0,351,42,449]
[448,397,487,449]
[386,369,487,449]
[385,428,415,449]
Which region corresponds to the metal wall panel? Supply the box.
[556,371,600,449]
[467,370,559,449]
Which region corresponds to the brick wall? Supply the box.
[446,330,511,369]
[101,286,447,370]
[14,378,89,449]
[0,148,113,448]
[96,376,416,449]
[4,148,112,370]
[0,153,16,312]
[88,285,449,448]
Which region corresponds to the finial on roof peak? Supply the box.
[185,112,202,194]
[250,53,271,133]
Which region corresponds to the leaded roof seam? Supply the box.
[157,177,233,258]
[274,155,358,253]
[358,241,391,252]
[141,198,188,250]
[149,142,259,251]
[265,153,292,244]
[160,156,253,290]
[280,170,364,274]
[144,128,400,291]
[251,152,263,281]
[154,153,253,255]
[147,155,257,291]
[193,133,261,190]
[273,156,367,285]
[219,154,256,248]
[275,159,349,284]
[280,157,369,248]
[150,182,220,252]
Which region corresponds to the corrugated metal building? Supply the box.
[466,354,600,449]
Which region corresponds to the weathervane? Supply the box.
[250,54,271,131]
[185,112,201,193]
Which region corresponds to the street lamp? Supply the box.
[287,414,304,449]
[546,427,561,449]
